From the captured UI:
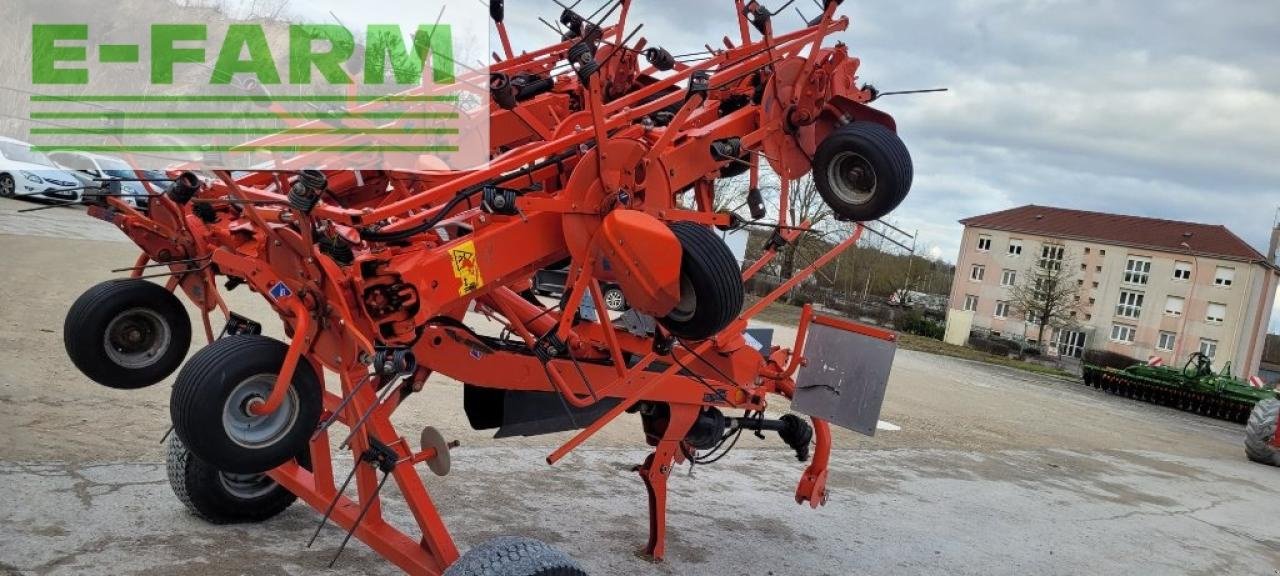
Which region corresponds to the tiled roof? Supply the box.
[960,205,1267,263]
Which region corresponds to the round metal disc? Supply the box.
[419,426,451,476]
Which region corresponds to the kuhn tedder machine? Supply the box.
[59,0,923,573]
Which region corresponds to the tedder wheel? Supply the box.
[658,222,744,340]
[170,335,322,474]
[812,122,913,222]
[602,287,628,312]
[166,434,307,524]
[444,536,588,576]
[1244,398,1280,466]
[63,279,192,389]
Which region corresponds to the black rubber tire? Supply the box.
[444,536,587,576]
[0,173,15,198]
[166,434,304,524]
[718,152,752,179]
[63,279,192,390]
[170,335,322,474]
[658,222,744,340]
[1244,398,1280,466]
[812,122,913,222]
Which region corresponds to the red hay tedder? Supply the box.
[57,1,924,573]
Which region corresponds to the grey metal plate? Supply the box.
[791,323,896,437]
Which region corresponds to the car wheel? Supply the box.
[0,174,15,198]
[602,287,627,312]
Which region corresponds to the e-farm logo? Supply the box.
[31,24,456,86]
[11,3,490,171]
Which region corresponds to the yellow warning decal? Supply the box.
[449,240,484,296]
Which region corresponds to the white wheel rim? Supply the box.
[826,151,877,205]
[103,308,172,369]
[221,374,300,449]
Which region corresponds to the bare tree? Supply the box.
[1007,248,1082,350]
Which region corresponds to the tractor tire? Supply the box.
[64,279,192,389]
[1244,399,1280,466]
[658,222,744,340]
[444,536,587,576]
[166,434,304,524]
[812,122,913,222]
[170,335,322,474]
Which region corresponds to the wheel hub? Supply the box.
[222,374,300,450]
[827,151,877,206]
[103,308,172,369]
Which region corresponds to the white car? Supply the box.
[47,151,155,211]
[0,137,84,203]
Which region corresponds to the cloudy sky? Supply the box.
[298,0,1280,330]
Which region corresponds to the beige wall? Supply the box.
[947,225,1280,377]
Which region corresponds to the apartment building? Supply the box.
[945,205,1280,378]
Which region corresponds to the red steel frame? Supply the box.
[64,2,1121,575]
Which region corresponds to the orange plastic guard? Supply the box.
[791,315,897,436]
[591,210,682,316]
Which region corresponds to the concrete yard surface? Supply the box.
[2,448,1278,576]
[1,198,1278,575]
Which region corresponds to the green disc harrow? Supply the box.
[1082,353,1277,423]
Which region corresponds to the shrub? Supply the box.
[1083,349,1139,370]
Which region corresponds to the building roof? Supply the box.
[960,205,1269,263]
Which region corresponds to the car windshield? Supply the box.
[0,142,55,167]
[99,159,140,179]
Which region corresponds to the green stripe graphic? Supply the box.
[30,127,460,135]
[30,146,460,153]
[30,94,460,103]
[31,112,459,120]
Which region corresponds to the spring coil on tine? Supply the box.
[288,170,328,214]
[644,47,676,72]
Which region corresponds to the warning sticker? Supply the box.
[449,240,484,296]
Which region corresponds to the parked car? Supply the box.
[47,151,153,211]
[0,137,84,203]
[533,266,630,312]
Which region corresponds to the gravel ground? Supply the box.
[0,197,1276,575]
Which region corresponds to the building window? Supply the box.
[1110,323,1136,344]
[1084,247,1091,254]
[1115,290,1144,318]
[1008,239,1023,256]
[995,301,1010,318]
[1039,244,1065,271]
[971,265,986,281]
[1092,281,1099,288]
[977,235,992,252]
[1096,265,1102,272]
[1099,249,1106,255]
[1157,331,1176,351]
[1205,302,1227,324]
[1085,314,1092,321]
[1164,296,1185,317]
[1173,261,1192,281]
[1199,339,1218,359]
[1088,297,1096,305]
[964,295,979,312]
[1000,269,1017,287]
[1213,266,1234,287]
[1124,256,1151,285]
